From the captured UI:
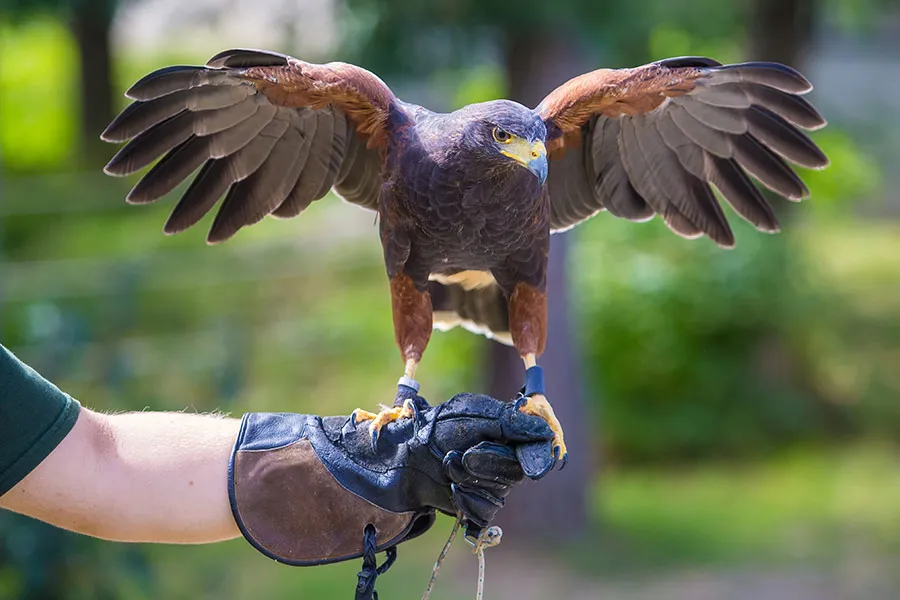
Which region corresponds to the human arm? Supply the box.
[0,406,241,544]
[0,341,241,543]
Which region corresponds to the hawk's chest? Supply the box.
[396,156,547,265]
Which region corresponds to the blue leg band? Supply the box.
[524,365,545,397]
[394,376,421,406]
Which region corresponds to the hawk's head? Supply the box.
[453,100,548,184]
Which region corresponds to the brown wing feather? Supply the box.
[103,48,395,243]
[537,60,711,151]
[231,53,396,151]
[537,57,828,243]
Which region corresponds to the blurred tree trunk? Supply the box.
[487,33,594,542]
[70,0,116,167]
[747,0,819,388]
[748,0,815,64]
[747,0,816,222]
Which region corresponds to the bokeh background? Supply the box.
[1,0,899,598]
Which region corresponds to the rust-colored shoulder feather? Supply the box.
[240,58,397,151]
[537,60,709,154]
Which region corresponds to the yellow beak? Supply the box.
[500,139,548,184]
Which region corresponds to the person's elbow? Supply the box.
[0,409,123,540]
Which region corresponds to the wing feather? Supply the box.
[667,103,734,158]
[710,62,812,94]
[272,109,335,218]
[314,109,349,200]
[746,106,828,169]
[619,115,703,238]
[192,100,260,135]
[126,135,208,204]
[547,129,599,229]
[732,134,809,200]
[219,125,304,227]
[676,98,747,135]
[334,127,383,210]
[741,84,826,130]
[207,114,293,242]
[636,114,733,245]
[125,66,241,101]
[104,48,396,243]
[541,57,827,244]
[590,118,653,222]
[206,102,276,158]
[102,86,251,143]
[105,111,194,176]
[164,161,231,233]
[708,155,780,232]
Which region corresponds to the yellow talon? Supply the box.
[369,400,415,432]
[351,408,379,424]
[352,399,418,447]
[517,393,567,463]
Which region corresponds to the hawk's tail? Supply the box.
[429,281,513,346]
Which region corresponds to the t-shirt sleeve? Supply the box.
[0,343,81,496]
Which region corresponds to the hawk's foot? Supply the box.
[515,393,567,468]
[351,398,418,450]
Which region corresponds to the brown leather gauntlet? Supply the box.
[229,418,434,566]
[229,396,553,566]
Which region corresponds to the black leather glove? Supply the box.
[228,392,554,566]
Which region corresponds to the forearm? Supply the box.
[0,408,242,544]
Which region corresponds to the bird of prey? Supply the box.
[102,49,828,465]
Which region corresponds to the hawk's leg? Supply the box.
[517,354,567,465]
[352,273,432,446]
[508,282,568,465]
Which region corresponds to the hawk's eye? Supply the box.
[492,127,513,144]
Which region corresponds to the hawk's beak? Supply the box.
[500,139,548,185]
[528,141,548,185]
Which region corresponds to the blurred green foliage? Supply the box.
[0,17,77,171]
[594,442,900,569]
[572,130,892,462]
[343,0,755,75]
[2,0,900,596]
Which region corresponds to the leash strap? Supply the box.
[355,524,397,600]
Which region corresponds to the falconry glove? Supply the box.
[228,393,554,566]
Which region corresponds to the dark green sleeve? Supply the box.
[0,344,81,496]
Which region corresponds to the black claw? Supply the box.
[408,398,421,419]
[410,402,422,434]
[558,453,568,471]
[350,412,359,427]
[370,428,379,452]
[513,395,528,411]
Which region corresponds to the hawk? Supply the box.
[102,49,828,467]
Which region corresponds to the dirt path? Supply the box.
[433,548,900,600]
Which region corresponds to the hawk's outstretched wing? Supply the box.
[537,57,828,246]
[103,49,395,243]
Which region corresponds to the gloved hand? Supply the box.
[228,392,554,566]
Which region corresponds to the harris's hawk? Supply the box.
[102,49,828,466]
